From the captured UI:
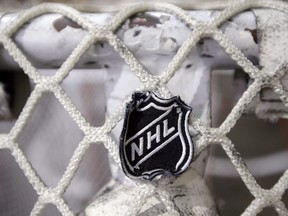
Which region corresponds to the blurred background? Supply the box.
[207,69,288,216]
[0,0,287,216]
[0,0,234,11]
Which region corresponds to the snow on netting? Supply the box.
[0,0,288,215]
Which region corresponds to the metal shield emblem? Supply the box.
[120,92,194,180]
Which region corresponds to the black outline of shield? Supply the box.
[119,92,194,180]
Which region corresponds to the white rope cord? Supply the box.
[0,0,287,215]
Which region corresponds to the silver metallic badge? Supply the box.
[119,92,194,180]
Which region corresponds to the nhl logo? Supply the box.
[120,92,194,180]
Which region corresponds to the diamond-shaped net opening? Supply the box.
[205,146,254,216]
[17,92,85,187]
[11,14,88,76]
[166,38,215,122]
[63,142,111,214]
[0,1,288,216]
[116,11,193,76]
[211,67,255,128]
[258,207,278,216]
[207,113,288,215]
[61,68,106,127]
[226,115,287,190]
[195,27,258,127]
[217,12,259,64]
[41,204,62,216]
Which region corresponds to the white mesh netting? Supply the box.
[0,0,288,215]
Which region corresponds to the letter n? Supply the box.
[131,137,144,161]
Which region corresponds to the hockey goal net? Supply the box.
[0,0,288,215]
